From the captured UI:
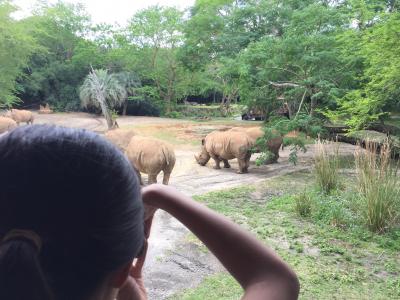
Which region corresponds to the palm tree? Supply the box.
[114,72,142,115]
[80,68,127,129]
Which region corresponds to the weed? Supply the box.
[314,139,340,193]
[294,191,312,217]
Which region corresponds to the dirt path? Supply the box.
[32,112,187,132]
[31,112,359,299]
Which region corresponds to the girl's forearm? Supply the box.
[142,185,299,299]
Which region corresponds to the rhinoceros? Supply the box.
[195,130,252,173]
[126,136,176,185]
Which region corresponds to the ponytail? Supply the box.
[0,125,144,299]
[0,231,53,300]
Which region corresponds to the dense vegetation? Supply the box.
[1,0,399,129]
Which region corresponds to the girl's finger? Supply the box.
[131,239,149,277]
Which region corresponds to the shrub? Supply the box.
[294,191,313,217]
[355,141,400,233]
[164,111,182,119]
[124,100,160,116]
[260,114,325,165]
[314,139,340,193]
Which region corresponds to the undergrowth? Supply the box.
[173,169,400,300]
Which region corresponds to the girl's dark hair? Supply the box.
[0,125,144,300]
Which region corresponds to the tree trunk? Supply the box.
[123,101,128,116]
[295,89,307,119]
[310,95,316,117]
[165,96,172,114]
[99,98,114,129]
[287,103,293,119]
[90,67,116,130]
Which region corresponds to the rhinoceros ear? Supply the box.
[201,139,205,145]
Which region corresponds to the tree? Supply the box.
[237,1,349,118]
[0,1,35,107]
[18,1,91,111]
[126,6,185,112]
[206,58,241,112]
[328,2,400,129]
[114,72,142,115]
[80,69,126,129]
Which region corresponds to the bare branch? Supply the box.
[269,81,304,88]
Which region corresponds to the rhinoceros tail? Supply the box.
[161,146,176,172]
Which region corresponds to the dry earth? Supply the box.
[31,112,359,299]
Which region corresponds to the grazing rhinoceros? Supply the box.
[126,136,176,185]
[0,116,17,134]
[6,109,34,125]
[195,130,252,174]
[229,127,282,164]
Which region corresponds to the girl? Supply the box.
[0,125,299,300]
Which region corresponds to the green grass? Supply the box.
[151,130,198,146]
[172,172,400,300]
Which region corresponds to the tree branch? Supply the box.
[269,81,303,88]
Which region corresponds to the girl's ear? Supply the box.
[110,261,133,288]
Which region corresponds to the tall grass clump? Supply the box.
[294,191,313,217]
[314,139,340,193]
[355,141,400,233]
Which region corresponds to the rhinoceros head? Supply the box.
[194,146,210,166]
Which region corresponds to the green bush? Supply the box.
[175,104,244,119]
[314,139,340,194]
[164,111,182,119]
[355,141,400,233]
[260,114,325,165]
[123,100,160,116]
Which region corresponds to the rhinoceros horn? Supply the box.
[194,154,199,163]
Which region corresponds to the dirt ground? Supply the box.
[32,112,359,299]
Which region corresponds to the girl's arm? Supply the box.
[142,184,299,300]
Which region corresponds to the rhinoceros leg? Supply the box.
[237,158,247,174]
[264,152,279,164]
[148,174,158,184]
[211,155,221,169]
[222,159,231,168]
[134,168,144,185]
[162,172,171,185]
[244,157,250,172]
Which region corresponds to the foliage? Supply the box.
[0,1,36,107]
[2,0,400,128]
[114,71,142,114]
[354,141,400,232]
[79,69,126,128]
[17,1,92,111]
[258,114,324,164]
[126,6,185,113]
[329,7,400,129]
[123,99,160,117]
[176,104,243,119]
[164,111,182,119]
